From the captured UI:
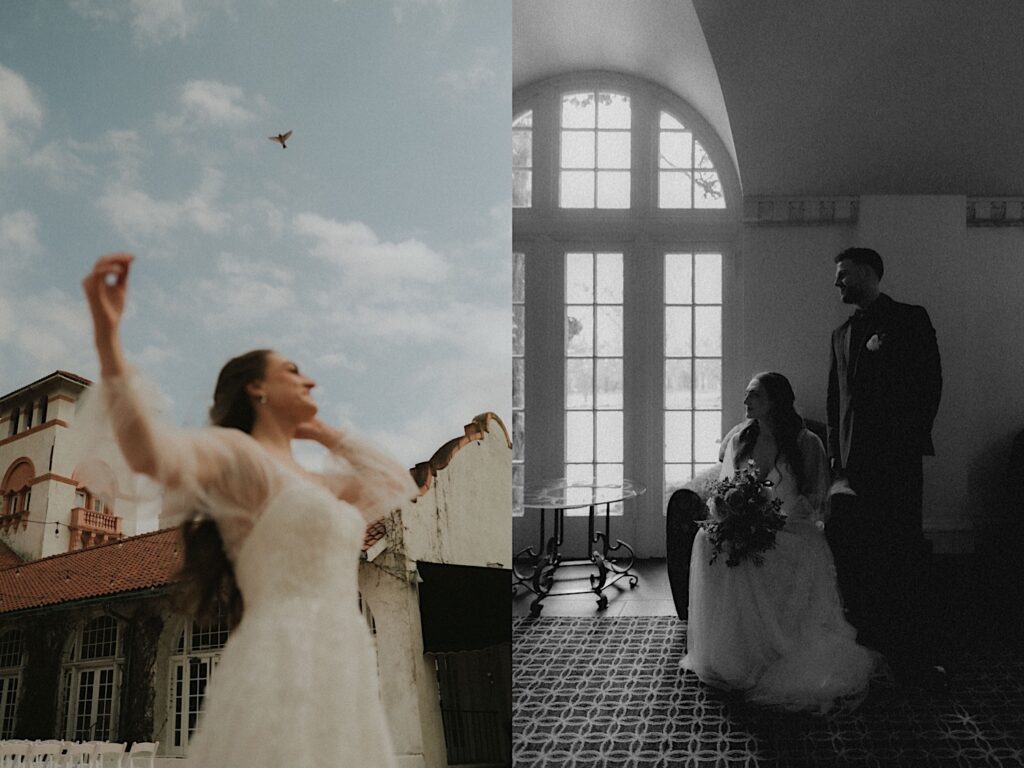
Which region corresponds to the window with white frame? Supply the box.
[168,611,229,754]
[658,112,725,209]
[512,112,532,208]
[61,616,124,742]
[565,252,623,512]
[664,252,723,505]
[512,251,525,516]
[513,73,736,530]
[560,91,630,209]
[0,629,24,739]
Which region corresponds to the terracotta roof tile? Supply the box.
[362,520,387,550]
[0,541,24,570]
[0,518,398,614]
[0,528,182,614]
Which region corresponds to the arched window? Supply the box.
[167,611,229,755]
[2,459,35,529]
[512,111,532,208]
[61,615,124,741]
[513,72,740,555]
[0,629,25,739]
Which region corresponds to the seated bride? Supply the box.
[681,371,878,714]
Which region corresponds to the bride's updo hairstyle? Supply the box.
[734,372,811,495]
[177,348,271,629]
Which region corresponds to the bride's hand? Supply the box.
[82,253,134,376]
[83,253,133,338]
[294,418,345,447]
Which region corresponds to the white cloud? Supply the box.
[0,287,94,382]
[69,0,217,45]
[98,168,231,244]
[98,129,145,184]
[158,80,263,134]
[0,65,44,164]
[26,141,96,191]
[98,184,183,241]
[0,211,44,269]
[134,344,179,368]
[195,252,297,328]
[129,0,198,43]
[293,213,448,287]
[439,48,497,94]
[234,198,286,239]
[313,351,366,373]
[392,0,462,25]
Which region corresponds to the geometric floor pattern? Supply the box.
[513,616,1024,768]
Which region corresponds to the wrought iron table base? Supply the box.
[512,502,638,617]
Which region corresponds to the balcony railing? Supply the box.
[71,507,121,534]
[69,506,122,550]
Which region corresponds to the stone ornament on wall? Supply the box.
[744,196,859,226]
[967,198,1024,226]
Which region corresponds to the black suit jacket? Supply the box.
[827,293,941,470]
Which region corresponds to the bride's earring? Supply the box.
[258,394,268,405]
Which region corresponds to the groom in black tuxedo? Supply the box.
[825,247,943,688]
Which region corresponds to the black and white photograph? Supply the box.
[512,1,1024,766]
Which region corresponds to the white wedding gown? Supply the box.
[74,373,418,766]
[681,426,877,714]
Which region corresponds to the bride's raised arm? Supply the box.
[80,254,269,517]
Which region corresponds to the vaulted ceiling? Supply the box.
[514,0,1024,196]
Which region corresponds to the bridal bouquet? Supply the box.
[700,460,786,567]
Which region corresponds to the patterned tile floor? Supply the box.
[512,559,1024,767]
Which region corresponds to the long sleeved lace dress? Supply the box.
[74,372,418,766]
[681,426,877,713]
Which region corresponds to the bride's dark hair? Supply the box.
[734,371,810,495]
[176,348,270,629]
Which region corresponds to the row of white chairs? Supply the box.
[0,740,157,768]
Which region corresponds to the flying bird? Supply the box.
[269,130,293,148]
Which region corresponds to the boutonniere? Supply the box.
[865,333,887,352]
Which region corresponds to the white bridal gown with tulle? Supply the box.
[74,373,418,767]
[681,426,877,714]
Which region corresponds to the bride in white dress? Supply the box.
[681,372,877,714]
[80,254,418,766]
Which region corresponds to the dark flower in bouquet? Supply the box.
[700,460,787,566]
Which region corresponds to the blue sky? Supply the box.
[0,0,511,468]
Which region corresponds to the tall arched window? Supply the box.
[513,72,740,556]
[2,459,35,528]
[61,615,124,741]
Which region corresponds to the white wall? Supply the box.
[404,417,512,569]
[734,195,1024,551]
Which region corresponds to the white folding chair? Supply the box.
[124,743,157,768]
[26,741,65,768]
[90,744,125,768]
[59,742,94,768]
[0,741,31,768]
